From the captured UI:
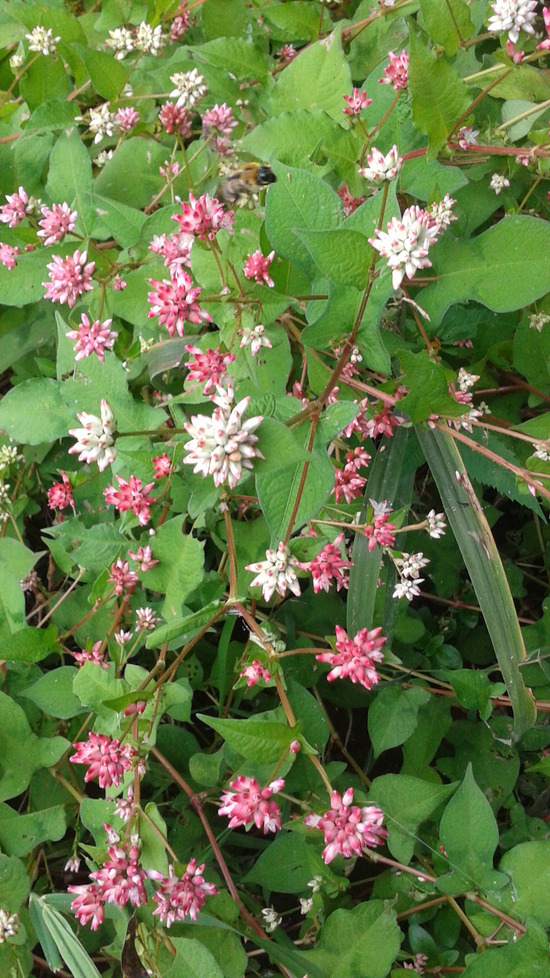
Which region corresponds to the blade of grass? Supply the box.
[417,426,536,742]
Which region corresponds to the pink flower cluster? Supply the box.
[66,313,117,362]
[0,242,21,268]
[173,191,234,240]
[305,788,387,864]
[70,732,139,789]
[364,500,397,551]
[0,186,34,227]
[47,471,75,512]
[37,202,77,245]
[305,533,352,593]
[243,249,275,287]
[201,102,237,134]
[184,344,235,395]
[104,474,157,526]
[332,448,371,504]
[158,101,193,136]
[108,558,138,595]
[153,860,218,927]
[241,659,271,687]
[69,827,155,929]
[148,268,211,337]
[316,625,386,690]
[379,50,409,90]
[72,640,109,669]
[43,249,95,307]
[342,88,372,116]
[219,775,285,833]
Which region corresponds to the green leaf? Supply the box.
[408,30,471,155]
[255,442,335,546]
[197,715,295,763]
[422,216,550,327]
[419,0,475,56]
[263,2,328,41]
[71,44,128,100]
[0,566,26,637]
[246,833,328,892]
[94,138,169,208]
[20,665,85,718]
[270,31,351,122]
[437,764,506,894]
[45,130,94,232]
[370,774,457,865]
[496,842,550,925]
[189,37,268,81]
[397,350,467,423]
[81,192,148,248]
[461,919,550,977]
[0,378,74,444]
[417,427,536,741]
[139,518,205,615]
[146,601,225,649]
[0,854,30,910]
[139,803,169,876]
[368,685,430,758]
[265,164,342,278]
[38,900,102,978]
[0,624,58,663]
[24,99,78,136]
[297,228,371,289]
[302,901,402,978]
[72,663,128,720]
[0,803,67,857]
[165,937,224,978]
[0,249,51,308]
[0,692,69,802]
[446,669,492,717]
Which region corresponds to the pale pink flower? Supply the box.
[360,144,403,183]
[213,135,233,157]
[108,558,139,595]
[243,249,275,287]
[316,625,385,689]
[427,509,446,538]
[116,107,139,131]
[342,88,372,115]
[90,838,149,908]
[149,231,193,273]
[135,607,159,631]
[72,640,109,669]
[184,344,235,395]
[147,268,211,337]
[183,384,263,489]
[152,453,171,478]
[379,50,409,89]
[369,206,440,290]
[0,242,21,268]
[113,275,126,290]
[506,39,525,60]
[160,160,180,180]
[364,406,401,439]
[43,249,95,307]
[239,323,272,356]
[153,860,218,926]
[219,775,284,833]
[332,448,370,504]
[364,500,397,551]
[37,202,77,245]
[47,471,75,512]
[538,7,550,49]
[427,194,456,229]
[337,184,365,216]
[114,786,134,822]
[305,533,353,593]
[128,544,158,571]
[246,542,301,602]
[64,857,81,873]
[70,732,137,788]
[241,659,271,687]
[0,186,33,226]
[172,192,234,240]
[158,101,192,136]
[490,173,510,195]
[134,22,165,55]
[276,44,297,61]
[488,0,537,43]
[104,474,156,526]
[456,125,479,150]
[170,8,191,43]
[66,313,117,362]
[67,883,105,930]
[202,102,238,135]
[68,399,117,471]
[305,788,387,863]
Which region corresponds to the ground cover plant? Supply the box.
[1,0,550,975]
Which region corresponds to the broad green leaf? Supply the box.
[422,216,550,327]
[408,30,471,154]
[417,427,536,741]
[0,567,26,637]
[370,774,457,865]
[496,842,550,925]
[72,663,128,720]
[45,130,94,232]
[242,108,362,180]
[0,377,74,444]
[445,669,492,717]
[138,518,204,616]
[0,250,50,308]
[302,901,402,978]
[368,685,430,758]
[139,803,169,876]
[29,894,63,975]
[0,803,67,857]
[297,228,371,289]
[419,0,475,55]
[255,443,335,546]
[0,854,30,909]
[270,31,351,122]
[245,833,329,892]
[263,2,330,41]
[265,164,342,278]
[397,350,468,423]
[437,765,507,894]
[0,692,69,801]
[198,715,296,763]
[165,937,224,978]
[70,44,128,99]
[94,138,169,208]
[146,601,225,648]
[81,192,148,248]
[21,665,85,718]
[189,37,268,81]
[461,919,550,977]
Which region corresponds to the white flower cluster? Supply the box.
[369,205,441,290]
[487,0,537,44]
[170,69,207,108]
[246,542,302,602]
[26,26,60,55]
[106,22,166,59]
[359,145,403,183]
[183,385,263,489]
[69,399,117,472]
[393,552,430,601]
[426,509,446,539]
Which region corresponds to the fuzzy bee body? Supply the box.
[220,162,276,204]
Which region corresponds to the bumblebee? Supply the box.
[220,162,276,204]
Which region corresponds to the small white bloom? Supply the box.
[94,149,114,168]
[427,194,457,228]
[64,857,81,873]
[528,312,550,332]
[183,385,263,489]
[456,126,479,150]
[393,578,423,600]
[134,22,166,55]
[170,69,207,108]
[26,26,60,55]
[490,173,510,195]
[487,0,537,44]
[359,145,403,183]
[398,552,430,579]
[89,104,116,144]
[534,444,550,462]
[10,53,24,71]
[300,897,314,914]
[0,445,23,471]
[68,399,117,471]
[426,509,446,538]
[106,27,134,59]
[456,368,479,391]
[308,875,323,892]
[239,324,273,356]
[369,205,440,290]
[246,542,302,602]
[0,909,20,943]
[261,907,282,932]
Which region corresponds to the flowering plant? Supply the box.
[0,1,549,976]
